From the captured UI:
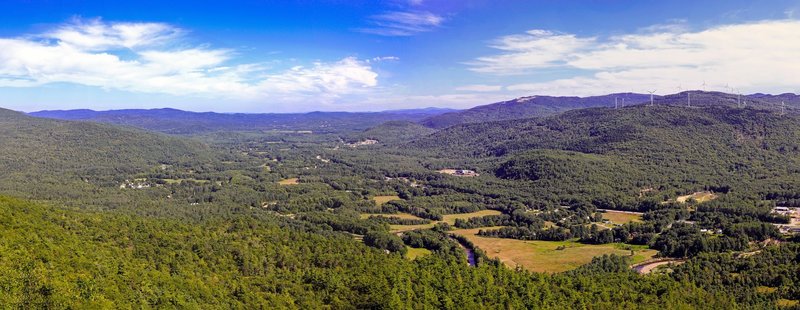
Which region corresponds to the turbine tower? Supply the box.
[615,97,619,109]
[702,81,707,92]
[648,90,656,106]
[781,101,786,116]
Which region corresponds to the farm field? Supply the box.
[372,195,401,206]
[600,210,643,224]
[452,227,658,273]
[390,223,437,233]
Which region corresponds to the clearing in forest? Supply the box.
[451,227,658,273]
[406,247,432,260]
[278,178,300,185]
[675,191,718,203]
[631,259,685,274]
[373,195,401,206]
[437,169,479,177]
[600,210,643,224]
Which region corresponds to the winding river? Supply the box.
[450,236,477,266]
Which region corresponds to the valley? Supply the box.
[1,92,799,308]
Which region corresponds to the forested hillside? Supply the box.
[411,103,800,206]
[420,93,650,129]
[349,121,437,144]
[0,195,754,309]
[0,108,218,198]
[2,98,799,308]
[29,108,451,135]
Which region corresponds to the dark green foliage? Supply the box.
[30,108,451,135]
[420,93,650,129]
[0,196,741,308]
[350,120,437,144]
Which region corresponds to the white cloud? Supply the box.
[455,84,503,92]
[467,30,595,74]
[471,20,800,95]
[368,56,400,63]
[0,19,379,102]
[43,19,180,51]
[358,10,444,36]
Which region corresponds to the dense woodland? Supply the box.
[1,92,800,308]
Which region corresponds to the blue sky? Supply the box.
[1,0,799,112]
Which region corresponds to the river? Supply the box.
[450,236,477,266]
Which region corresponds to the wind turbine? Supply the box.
[615,97,619,109]
[781,101,786,116]
[737,90,742,108]
[648,90,656,106]
[702,81,707,92]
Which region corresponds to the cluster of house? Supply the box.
[772,207,800,234]
[437,169,479,177]
[772,206,796,216]
[119,179,152,189]
[453,169,478,176]
[345,139,379,147]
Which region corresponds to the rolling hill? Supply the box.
[419,93,651,129]
[30,108,454,135]
[408,100,800,208]
[0,108,217,198]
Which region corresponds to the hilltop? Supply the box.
[407,102,800,209]
[419,93,650,129]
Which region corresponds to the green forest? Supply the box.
[1,95,800,308]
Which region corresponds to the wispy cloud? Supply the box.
[467,30,595,74]
[358,10,444,36]
[0,19,379,102]
[469,20,800,95]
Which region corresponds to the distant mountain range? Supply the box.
[27,92,799,134]
[29,107,455,135]
[419,92,799,129]
[419,93,651,129]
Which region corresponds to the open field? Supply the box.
[451,227,658,273]
[676,191,718,203]
[278,178,300,185]
[600,210,643,224]
[373,195,401,206]
[632,259,685,274]
[437,169,479,177]
[406,247,432,260]
[390,223,437,232]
